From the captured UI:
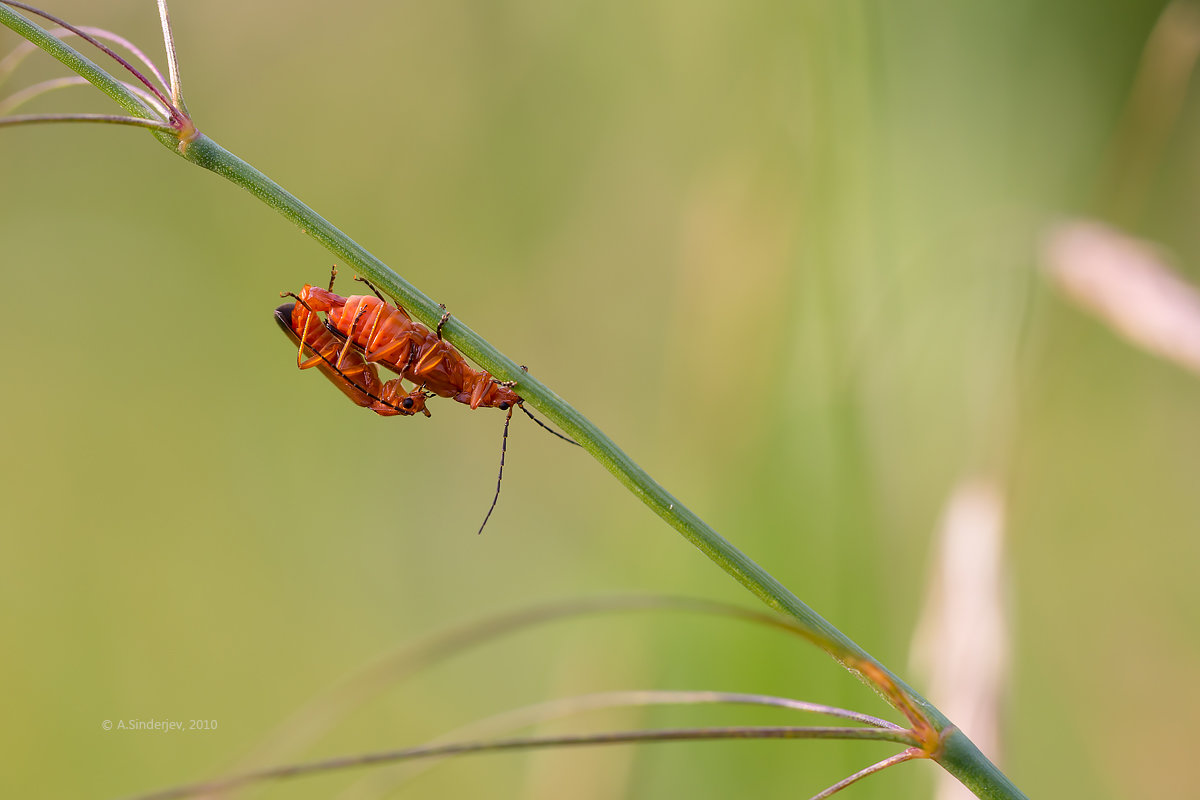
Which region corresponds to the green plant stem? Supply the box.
[0,7,1027,798]
[936,729,1028,800]
[187,131,1026,800]
[184,132,871,654]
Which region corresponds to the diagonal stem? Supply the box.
[0,8,1027,799]
[178,131,1028,800]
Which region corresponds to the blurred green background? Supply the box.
[3,1,1199,797]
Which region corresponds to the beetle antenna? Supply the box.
[518,403,579,446]
[478,406,515,535]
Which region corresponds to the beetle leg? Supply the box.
[436,303,450,340]
[336,301,370,370]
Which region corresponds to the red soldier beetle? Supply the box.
[277,268,575,533]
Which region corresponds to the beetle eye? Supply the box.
[402,397,414,409]
[498,401,510,410]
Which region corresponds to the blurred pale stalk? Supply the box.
[911,479,1009,800]
[1099,0,1200,224]
[1043,220,1200,375]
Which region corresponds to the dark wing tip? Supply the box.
[274,303,296,333]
